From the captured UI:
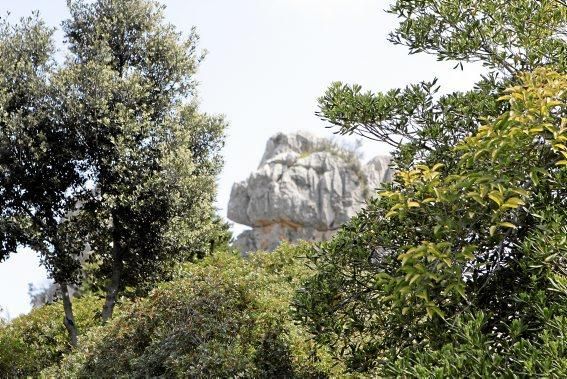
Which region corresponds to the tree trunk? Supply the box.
[60,283,78,347]
[101,212,123,322]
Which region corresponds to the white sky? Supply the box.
[0,0,485,319]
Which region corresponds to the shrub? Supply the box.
[45,244,340,378]
[0,295,103,377]
[294,69,567,376]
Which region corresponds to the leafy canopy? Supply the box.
[297,67,567,376]
[318,0,566,169]
[42,244,339,378]
[295,0,567,375]
[1,0,228,346]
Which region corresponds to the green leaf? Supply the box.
[498,222,517,229]
[407,201,420,208]
[488,191,503,206]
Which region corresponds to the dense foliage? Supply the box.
[0,13,87,344]
[319,0,566,170]
[60,0,227,322]
[0,296,103,377]
[296,69,567,375]
[295,0,567,376]
[1,1,566,377]
[1,0,227,344]
[0,245,339,377]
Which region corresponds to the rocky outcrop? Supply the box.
[227,131,391,252]
[30,282,80,308]
[30,242,91,308]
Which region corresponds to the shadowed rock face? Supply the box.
[227,131,391,252]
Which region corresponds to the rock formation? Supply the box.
[227,131,391,252]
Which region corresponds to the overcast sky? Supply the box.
[0,0,485,319]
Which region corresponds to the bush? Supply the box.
[294,69,567,376]
[45,244,340,378]
[0,295,103,377]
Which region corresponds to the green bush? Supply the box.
[45,244,340,378]
[0,295,103,377]
[294,69,567,376]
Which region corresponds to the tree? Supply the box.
[56,0,226,321]
[318,0,565,169]
[0,0,227,346]
[0,14,85,346]
[295,1,567,375]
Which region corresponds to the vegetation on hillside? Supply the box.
[0,0,565,377]
[0,296,104,377]
[1,245,341,377]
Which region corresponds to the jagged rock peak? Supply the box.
[228,131,391,252]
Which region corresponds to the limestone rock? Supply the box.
[228,131,391,253]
